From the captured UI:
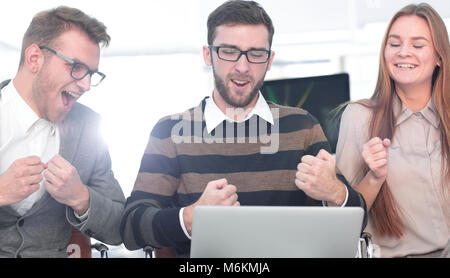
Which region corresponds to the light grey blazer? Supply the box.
[0,80,126,257]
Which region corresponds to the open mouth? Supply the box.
[61,90,81,111]
[231,79,250,88]
[395,63,417,69]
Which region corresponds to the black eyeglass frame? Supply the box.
[209,45,271,64]
[39,46,105,87]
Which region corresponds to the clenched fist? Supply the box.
[362,137,391,181]
[295,149,346,206]
[43,154,90,215]
[0,156,46,206]
[183,178,240,235]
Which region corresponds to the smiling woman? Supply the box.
[384,15,441,108]
[335,3,450,258]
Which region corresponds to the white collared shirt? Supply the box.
[0,81,60,215]
[204,92,274,134]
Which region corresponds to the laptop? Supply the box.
[190,206,364,258]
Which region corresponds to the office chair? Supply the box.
[67,227,109,258]
[144,246,176,258]
[357,232,374,258]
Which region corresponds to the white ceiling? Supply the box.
[1,0,448,56]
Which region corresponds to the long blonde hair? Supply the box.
[354,3,449,238]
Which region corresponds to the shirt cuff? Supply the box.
[179,207,191,240]
[74,207,90,222]
[322,186,349,207]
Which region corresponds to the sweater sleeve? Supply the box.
[120,116,190,252]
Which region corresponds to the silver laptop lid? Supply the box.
[190,206,364,258]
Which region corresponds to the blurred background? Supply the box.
[1,0,449,257]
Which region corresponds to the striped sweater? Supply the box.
[121,97,366,256]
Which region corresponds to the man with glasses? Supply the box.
[121,0,367,257]
[0,6,125,257]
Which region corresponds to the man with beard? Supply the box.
[121,0,367,257]
[0,6,125,257]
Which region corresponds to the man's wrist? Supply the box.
[332,179,347,206]
[183,205,194,236]
[179,207,192,240]
[0,178,7,206]
[72,186,90,216]
[74,207,90,221]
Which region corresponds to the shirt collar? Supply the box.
[394,93,440,128]
[204,92,274,134]
[2,81,57,135]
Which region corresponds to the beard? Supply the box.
[32,63,64,123]
[213,67,266,108]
